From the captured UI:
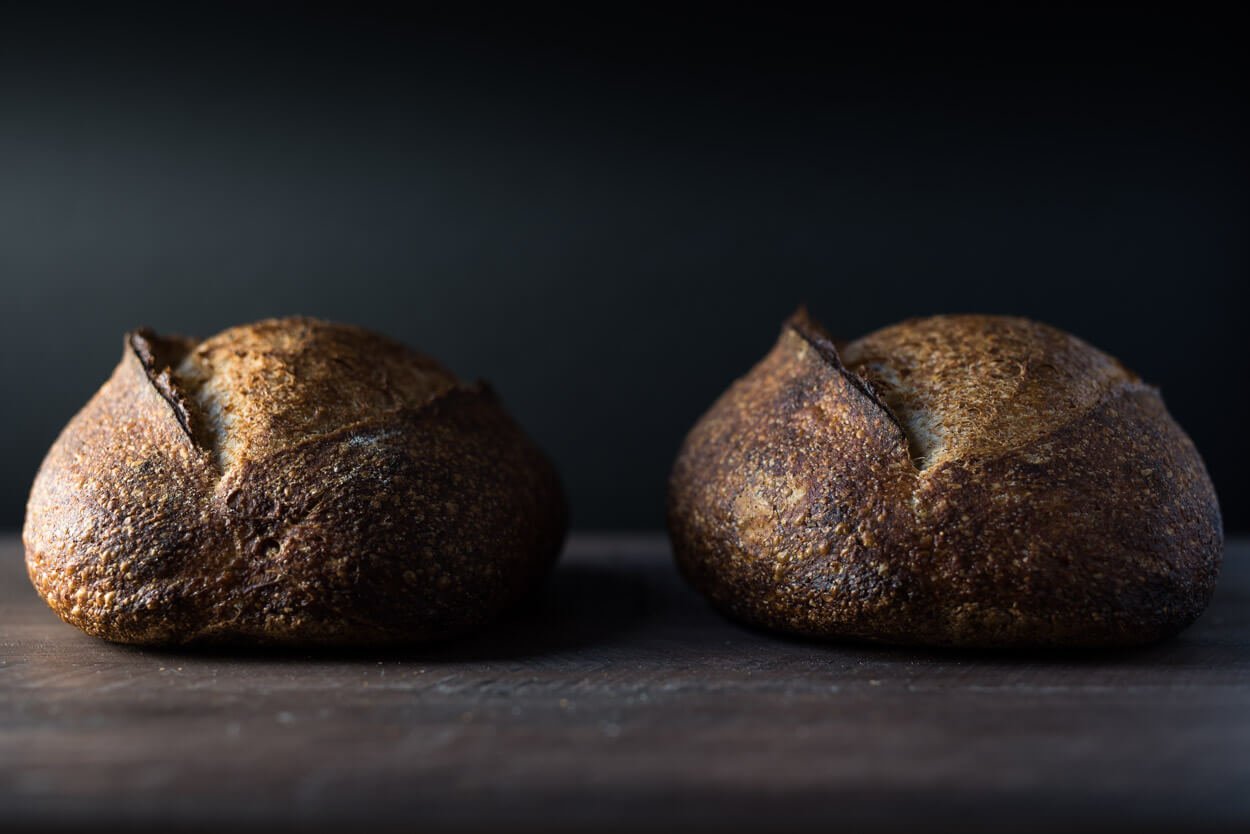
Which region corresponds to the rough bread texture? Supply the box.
[24,317,566,646]
[667,310,1222,648]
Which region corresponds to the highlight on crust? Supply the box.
[667,308,1222,648]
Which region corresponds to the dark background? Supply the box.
[1,6,1245,531]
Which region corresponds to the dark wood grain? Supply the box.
[2,534,1248,833]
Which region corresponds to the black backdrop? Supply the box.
[1,6,1245,530]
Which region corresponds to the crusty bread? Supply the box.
[24,317,566,646]
[668,310,1222,648]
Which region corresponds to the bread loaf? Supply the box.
[24,317,566,646]
[668,310,1221,647]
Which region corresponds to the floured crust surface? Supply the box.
[24,317,566,646]
[667,310,1222,648]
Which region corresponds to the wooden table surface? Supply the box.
[2,533,1248,833]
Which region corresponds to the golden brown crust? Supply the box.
[667,310,1222,648]
[24,317,566,646]
[173,317,458,470]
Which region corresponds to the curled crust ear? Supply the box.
[782,307,914,463]
[125,329,207,456]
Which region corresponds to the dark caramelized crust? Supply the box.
[24,317,566,646]
[667,310,1222,647]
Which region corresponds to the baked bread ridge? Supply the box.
[667,309,1222,648]
[24,317,566,646]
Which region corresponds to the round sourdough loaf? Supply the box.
[668,310,1221,648]
[24,317,566,646]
